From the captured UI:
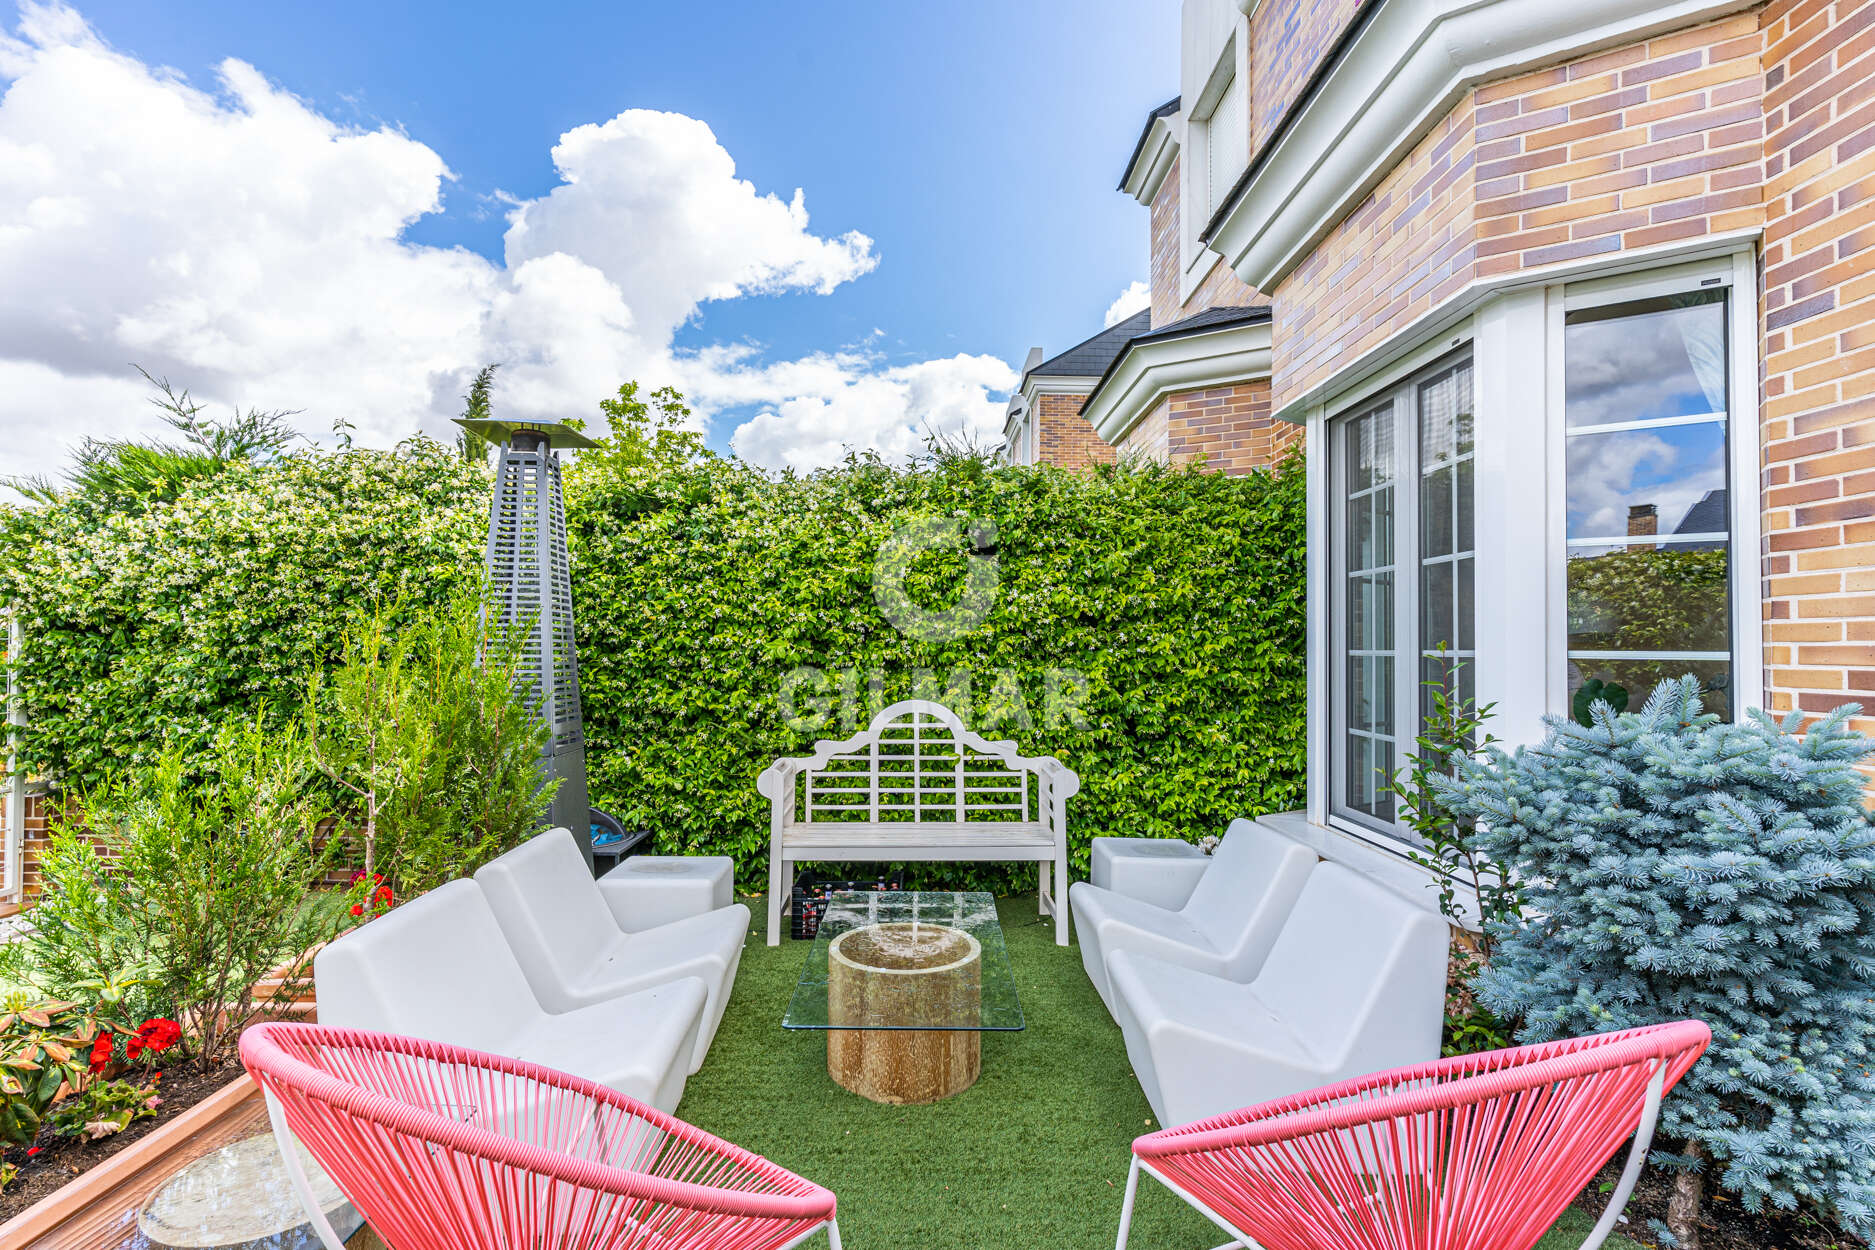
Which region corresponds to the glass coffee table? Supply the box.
[783,891,1022,1104]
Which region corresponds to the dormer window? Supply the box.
[1180,28,1251,302]
[1200,64,1247,222]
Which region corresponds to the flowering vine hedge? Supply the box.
[567,453,1309,885]
[0,440,488,787]
[4,443,1309,885]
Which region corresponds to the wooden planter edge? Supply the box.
[0,1073,259,1246]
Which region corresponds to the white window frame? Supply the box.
[1304,247,1763,855]
[1180,36,1249,304]
[1323,344,1476,843]
[1544,254,1763,720]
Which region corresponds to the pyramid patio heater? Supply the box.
[455,416,637,872]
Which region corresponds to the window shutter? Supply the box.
[1205,76,1246,217]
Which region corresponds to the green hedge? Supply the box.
[0,441,487,788]
[4,445,1308,888]
[567,454,1308,887]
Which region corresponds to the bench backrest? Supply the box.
[758,700,1078,829]
[1180,819,1317,978]
[313,879,540,1052]
[475,828,623,1007]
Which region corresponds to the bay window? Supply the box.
[1329,353,1474,836]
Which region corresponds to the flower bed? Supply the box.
[0,1061,247,1224]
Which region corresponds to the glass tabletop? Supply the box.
[782,891,1024,1031]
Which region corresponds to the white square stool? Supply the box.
[598,855,736,932]
[1089,837,1211,911]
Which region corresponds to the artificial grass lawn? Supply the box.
[676,896,1647,1250]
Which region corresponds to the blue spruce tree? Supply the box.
[1433,677,1875,1247]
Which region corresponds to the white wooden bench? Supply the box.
[758,700,1080,946]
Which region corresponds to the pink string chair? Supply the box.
[1114,1019,1710,1250]
[241,1021,841,1250]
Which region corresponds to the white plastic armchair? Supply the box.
[1107,861,1448,1128]
[475,827,750,1073]
[313,878,706,1114]
[1069,819,1316,1010]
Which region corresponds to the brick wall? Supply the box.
[1167,381,1303,472]
[1253,0,1368,149]
[1031,391,1117,470]
[1273,98,1479,401]
[1113,382,1303,473]
[1469,15,1764,276]
[1149,153,1266,328]
[1117,397,1171,462]
[1273,14,1765,404]
[1758,0,1875,729]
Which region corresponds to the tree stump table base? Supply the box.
[826,922,982,1104]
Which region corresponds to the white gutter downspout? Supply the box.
[4,607,23,904]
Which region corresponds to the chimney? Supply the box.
[1627,503,1658,547]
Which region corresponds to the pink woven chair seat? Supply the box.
[242,1022,839,1250]
[1120,1020,1710,1250]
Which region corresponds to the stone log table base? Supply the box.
[826,922,982,1104]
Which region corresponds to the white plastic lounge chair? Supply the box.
[313,878,706,1114]
[1106,860,1448,1128]
[476,827,749,1073]
[1069,819,1316,1010]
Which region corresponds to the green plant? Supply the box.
[456,363,501,464]
[0,830,158,1023]
[566,448,1309,885]
[3,369,294,509]
[1571,675,1629,727]
[304,595,553,893]
[0,437,487,790]
[67,714,342,1070]
[46,1076,160,1141]
[1432,678,1875,1247]
[1392,658,1521,1057]
[0,992,127,1149]
[1395,658,1514,954]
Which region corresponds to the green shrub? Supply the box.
[567,451,1309,886]
[5,421,1310,892]
[46,1076,160,1142]
[11,718,344,1070]
[1432,678,1875,1242]
[0,439,486,788]
[304,595,554,893]
[0,991,131,1149]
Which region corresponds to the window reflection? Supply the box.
[1564,288,1732,715]
[1565,291,1727,427]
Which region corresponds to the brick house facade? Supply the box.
[1041,0,1875,896]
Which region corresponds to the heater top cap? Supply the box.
[453,417,599,450]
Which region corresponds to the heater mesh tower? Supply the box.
[460,418,598,867]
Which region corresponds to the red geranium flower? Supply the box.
[88,1033,113,1073]
[129,1018,182,1061]
[350,903,364,916]
[374,885,393,907]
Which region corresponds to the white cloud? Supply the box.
[1103,279,1150,327]
[504,110,877,335]
[712,349,1018,470]
[0,3,1006,487]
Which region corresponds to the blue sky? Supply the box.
[0,1,1180,468]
